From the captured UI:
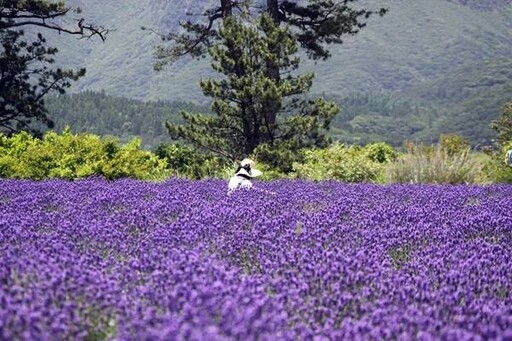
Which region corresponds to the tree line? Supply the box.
[43,91,210,150]
[44,88,509,152]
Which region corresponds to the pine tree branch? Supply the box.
[2,20,109,41]
[175,11,223,58]
[181,132,233,160]
[35,76,65,102]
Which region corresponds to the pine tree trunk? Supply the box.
[267,0,279,22]
[221,0,232,17]
[264,0,281,146]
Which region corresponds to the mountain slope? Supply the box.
[45,0,512,101]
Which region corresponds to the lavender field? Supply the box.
[1,179,511,340]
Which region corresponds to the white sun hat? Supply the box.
[235,158,262,178]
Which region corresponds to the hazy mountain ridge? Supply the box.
[445,0,512,11]
[44,0,512,101]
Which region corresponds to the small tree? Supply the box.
[166,14,338,169]
[439,133,470,155]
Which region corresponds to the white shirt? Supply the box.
[228,175,253,192]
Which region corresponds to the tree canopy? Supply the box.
[0,0,108,134]
[490,103,512,146]
[152,0,387,68]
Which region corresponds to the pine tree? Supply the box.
[152,0,385,168]
[166,14,338,168]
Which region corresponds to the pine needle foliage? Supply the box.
[166,13,339,165]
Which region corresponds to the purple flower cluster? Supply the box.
[1,179,511,340]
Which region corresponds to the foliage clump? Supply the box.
[490,103,512,145]
[292,143,393,183]
[485,103,512,183]
[155,143,228,179]
[0,128,168,180]
[364,142,398,163]
[439,133,470,156]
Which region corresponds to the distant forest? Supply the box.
[46,69,511,150]
[329,59,512,147]
[45,91,211,150]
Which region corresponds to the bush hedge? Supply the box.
[0,129,506,184]
[0,128,169,181]
[291,143,392,183]
[484,141,512,183]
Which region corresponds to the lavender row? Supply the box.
[1,179,511,340]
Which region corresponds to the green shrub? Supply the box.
[364,142,398,163]
[0,128,169,181]
[238,159,289,181]
[0,131,41,178]
[155,143,198,173]
[155,143,228,179]
[385,142,486,184]
[252,142,306,174]
[99,137,169,180]
[292,143,384,182]
[490,103,512,146]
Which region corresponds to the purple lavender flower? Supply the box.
[0,179,510,340]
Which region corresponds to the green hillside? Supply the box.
[333,59,512,145]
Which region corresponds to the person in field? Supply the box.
[228,158,262,193]
[505,149,512,167]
